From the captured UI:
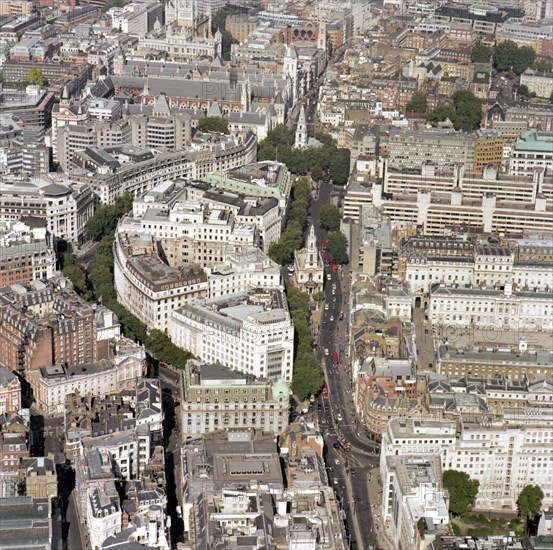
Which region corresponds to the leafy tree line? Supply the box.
[318,204,341,231]
[258,125,351,185]
[327,231,349,264]
[27,68,45,86]
[268,178,311,265]
[471,41,536,75]
[65,194,194,370]
[287,286,324,400]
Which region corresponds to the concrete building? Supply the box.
[27,358,142,415]
[520,70,553,99]
[0,366,21,415]
[293,225,324,295]
[170,289,294,383]
[114,231,208,332]
[429,281,553,331]
[208,245,282,298]
[381,455,449,550]
[0,221,56,287]
[181,360,290,436]
[0,496,52,550]
[509,130,553,176]
[380,416,553,511]
[0,178,96,246]
[437,344,553,380]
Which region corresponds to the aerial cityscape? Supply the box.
[0,0,551,548]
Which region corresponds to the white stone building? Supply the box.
[428,281,553,331]
[114,231,208,332]
[208,245,282,298]
[170,289,294,383]
[293,225,324,295]
[381,455,449,550]
[380,417,553,511]
[509,130,553,176]
[180,360,290,436]
[520,69,553,99]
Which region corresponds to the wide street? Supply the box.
[307,179,383,550]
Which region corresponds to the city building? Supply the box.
[293,224,324,295]
[380,416,553,511]
[509,130,553,175]
[0,221,56,287]
[114,231,208,332]
[181,360,290,436]
[520,70,553,99]
[428,281,553,331]
[208,245,282,298]
[0,366,21,415]
[0,276,121,375]
[0,178,96,245]
[170,289,294,382]
[381,455,449,550]
[18,457,57,500]
[0,496,52,550]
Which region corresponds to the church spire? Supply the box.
[294,105,307,149]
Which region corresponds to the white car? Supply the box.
[324,348,329,356]
[336,413,343,421]
[332,289,336,295]
[335,459,340,465]
[327,274,331,280]
[324,303,329,311]
[330,316,334,322]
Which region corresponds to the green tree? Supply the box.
[329,148,351,185]
[197,116,229,135]
[452,90,482,131]
[550,91,553,104]
[327,231,348,264]
[406,92,428,113]
[517,485,544,521]
[86,193,133,241]
[61,254,93,301]
[427,105,456,124]
[517,84,530,98]
[27,68,45,86]
[443,470,480,516]
[471,43,493,63]
[494,41,535,75]
[318,204,341,231]
[533,59,553,73]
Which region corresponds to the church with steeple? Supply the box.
[294,105,308,149]
[292,224,324,295]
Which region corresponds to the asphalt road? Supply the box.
[307,181,382,550]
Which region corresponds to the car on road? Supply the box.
[324,303,329,311]
[334,459,340,465]
[333,443,340,450]
[339,313,344,320]
[332,283,336,290]
[324,348,329,356]
[327,274,331,280]
[336,413,343,421]
[332,289,335,295]
[330,315,334,322]
[327,415,332,422]
[333,478,338,485]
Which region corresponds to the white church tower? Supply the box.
[293,224,324,295]
[294,105,308,149]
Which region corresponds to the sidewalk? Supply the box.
[367,468,395,550]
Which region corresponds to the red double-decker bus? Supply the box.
[332,259,337,272]
[321,239,326,252]
[322,384,328,398]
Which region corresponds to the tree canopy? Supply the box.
[442,470,480,516]
[27,68,45,86]
[428,90,482,131]
[532,59,553,73]
[268,178,311,265]
[471,43,493,63]
[318,204,341,231]
[327,231,348,264]
[406,92,428,113]
[517,485,544,518]
[86,193,133,241]
[493,41,536,74]
[287,286,324,400]
[197,116,229,135]
[258,125,351,185]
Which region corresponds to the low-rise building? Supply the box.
[170,289,294,383]
[520,69,553,99]
[0,496,52,550]
[509,130,553,176]
[181,360,290,436]
[18,457,57,500]
[0,366,21,415]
